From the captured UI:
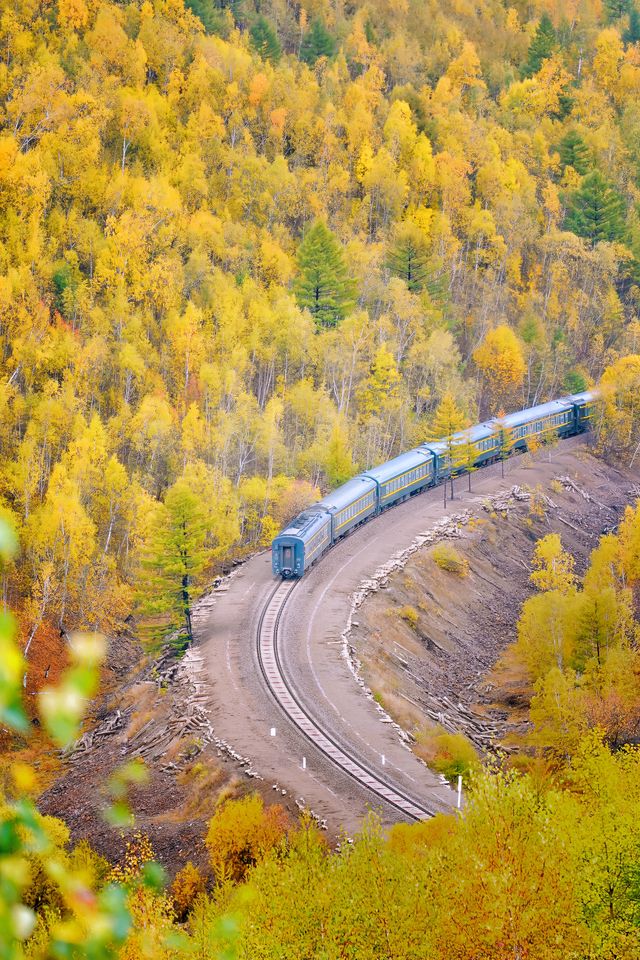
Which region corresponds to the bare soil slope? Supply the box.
[351,448,640,752]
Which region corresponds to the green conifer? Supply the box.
[558,130,591,175]
[604,0,631,22]
[624,5,640,42]
[184,0,229,36]
[294,221,356,327]
[564,171,626,245]
[386,222,430,292]
[250,16,281,63]
[300,19,337,66]
[522,13,557,77]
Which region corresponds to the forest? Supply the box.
[2,0,640,656]
[1,0,640,955]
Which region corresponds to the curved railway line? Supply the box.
[256,579,436,821]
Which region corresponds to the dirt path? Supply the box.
[196,439,634,832]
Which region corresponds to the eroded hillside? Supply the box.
[348,446,640,758]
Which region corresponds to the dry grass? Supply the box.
[120,681,158,713]
[485,645,533,709]
[398,605,419,630]
[126,709,154,740]
[381,690,425,731]
[155,761,230,823]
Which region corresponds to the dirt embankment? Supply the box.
[349,449,640,753]
[38,599,279,875]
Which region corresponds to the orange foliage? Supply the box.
[171,861,207,920]
[17,616,69,700]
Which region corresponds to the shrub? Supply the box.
[398,605,419,629]
[415,726,479,783]
[171,861,207,921]
[205,794,291,883]
[431,543,468,575]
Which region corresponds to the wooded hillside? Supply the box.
[2,0,640,651]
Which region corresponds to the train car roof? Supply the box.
[564,390,598,405]
[418,422,496,455]
[315,475,377,513]
[492,398,574,429]
[275,509,330,540]
[362,448,431,484]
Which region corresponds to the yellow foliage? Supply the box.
[599,355,640,465]
[530,533,577,593]
[205,794,291,883]
[431,543,468,575]
[58,0,90,30]
[473,324,525,410]
[414,725,478,782]
[170,861,206,920]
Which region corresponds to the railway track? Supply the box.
[256,579,435,822]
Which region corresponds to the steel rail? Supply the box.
[256,579,435,822]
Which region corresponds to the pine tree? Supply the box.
[184,0,229,35]
[300,19,337,66]
[624,5,640,43]
[522,13,557,77]
[604,0,631,22]
[564,171,626,245]
[386,222,429,292]
[558,130,591,175]
[250,16,281,63]
[294,221,357,327]
[138,480,212,649]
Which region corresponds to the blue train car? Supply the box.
[419,422,499,482]
[272,509,332,578]
[463,422,500,465]
[493,397,575,450]
[568,390,597,431]
[271,389,600,579]
[315,476,377,541]
[362,449,434,510]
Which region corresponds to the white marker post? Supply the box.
[381,754,386,766]
[457,774,463,809]
[270,727,276,737]
[302,757,306,770]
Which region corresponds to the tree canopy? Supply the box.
[564,171,627,244]
[294,221,357,327]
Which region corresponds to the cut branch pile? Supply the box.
[554,474,606,507]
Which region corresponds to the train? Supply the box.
[271,390,597,579]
